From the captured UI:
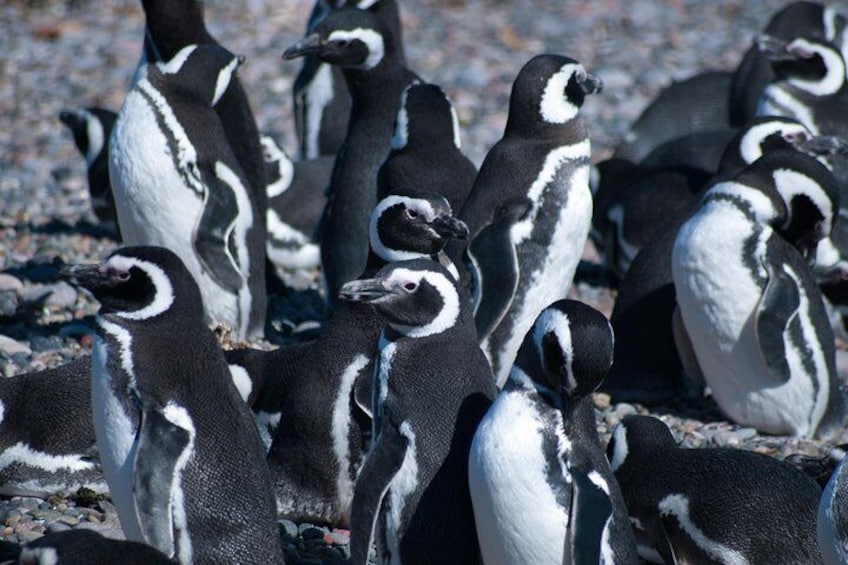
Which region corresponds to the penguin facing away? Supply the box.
[109,44,266,340]
[608,414,823,564]
[819,450,848,565]
[458,54,601,386]
[468,299,638,565]
[61,246,283,564]
[671,150,846,437]
[58,107,119,232]
[283,6,421,309]
[340,259,496,564]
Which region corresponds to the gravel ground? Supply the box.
[1,0,843,560]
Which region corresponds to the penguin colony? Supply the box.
[5,0,848,563]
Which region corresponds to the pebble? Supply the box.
[0,335,31,357]
[278,519,299,540]
[17,530,44,543]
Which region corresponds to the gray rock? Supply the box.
[0,274,23,293]
[278,519,298,539]
[17,530,44,543]
[0,335,31,357]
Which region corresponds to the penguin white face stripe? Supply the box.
[328,29,385,70]
[228,365,253,403]
[104,256,175,321]
[772,168,833,233]
[739,122,807,165]
[81,109,105,166]
[533,308,575,391]
[539,63,585,124]
[212,56,239,107]
[333,354,369,513]
[658,494,750,564]
[370,196,438,262]
[391,86,411,150]
[163,402,196,565]
[0,442,97,473]
[157,45,197,75]
[786,39,846,98]
[608,424,628,472]
[384,269,461,338]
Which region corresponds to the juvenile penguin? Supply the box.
[58,107,119,231]
[227,191,469,525]
[293,0,406,160]
[340,259,496,565]
[608,415,824,563]
[284,6,420,307]
[61,246,284,564]
[468,300,638,565]
[819,450,848,565]
[671,150,846,437]
[109,44,266,340]
[458,54,601,386]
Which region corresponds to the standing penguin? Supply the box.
[671,150,846,437]
[58,107,119,232]
[608,415,824,563]
[293,0,406,160]
[109,44,266,340]
[459,54,601,386]
[468,300,638,565]
[819,450,848,565]
[340,259,496,564]
[61,246,284,564]
[284,6,420,308]
[226,191,470,526]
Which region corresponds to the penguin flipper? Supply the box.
[194,162,245,293]
[468,200,529,341]
[566,467,613,565]
[132,404,194,558]
[754,262,800,385]
[349,421,408,564]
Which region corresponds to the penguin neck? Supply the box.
[343,62,412,107]
[503,114,588,143]
[507,365,561,408]
[560,395,598,444]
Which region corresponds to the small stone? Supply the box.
[0,335,31,356]
[325,529,349,546]
[14,497,42,511]
[17,530,44,543]
[46,522,72,533]
[63,508,81,518]
[96,500,116,515]
[56,516,79,526]
[43,282,77,309]
[301,526,326,541]
[614,403,637,417]
[5,515,21,527]
[592,392,611,410]
[278,519,298,540]
[0,274,23,293]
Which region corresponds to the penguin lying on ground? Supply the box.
[61,246,284,564]
[284,6,420,309]
[609,415,824,564]
[58,107,119,234]
[109,44,266,340]
[469,299,638,565]
[819,448,848,564]
[458,54,601,387]
[9,529,172,564]
[340,258,496,565]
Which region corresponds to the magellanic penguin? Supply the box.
[293,0,406,160]
[61,246,284,564]
[458,54,601,386]
[468,299,638,565]
[283,6,421,309]
[671,149,847,437]
[608,415,824,564]
[58,107,119,233]
[819,449,848,565]
[340,258,497,565]
[0,357,103,497]
[225,191,470,526]
[140,0,268,215]
[14,529,173,565]
[109,44,266,340]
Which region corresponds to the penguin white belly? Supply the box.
[488,162,592,387]
[110,91,239,329]
[90,329,144,542]
[672,205,819,435]
[469,388,569,565]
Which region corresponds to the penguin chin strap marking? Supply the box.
[539,63,584,124]
[156,45,197,76]
[106,256,175,321]
[327,29,385,71]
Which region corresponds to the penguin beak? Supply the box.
[796,135,848,157]
[757,34,796,61]
[431,215,469,240]
[236,54,247,67]
[59,263,113,293]
[283,34,324,60]
[338,278,393,303]
[579,72,603,95]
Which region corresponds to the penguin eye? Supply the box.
[402,282,418,293]
[108,268,130,282]
[405,208,419,220]
[333,39,351,50]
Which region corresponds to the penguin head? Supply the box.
[61,246,203,323]
[391,83,462,151]
[607,415,677,472]
[153,44,243,107]
[283,7,392,71]
[760,35,846,97]
[507,54,602,131]
[339,259,463,337]
[525,300,614,398]
[260,135,294,199]
[370,192,468,262]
